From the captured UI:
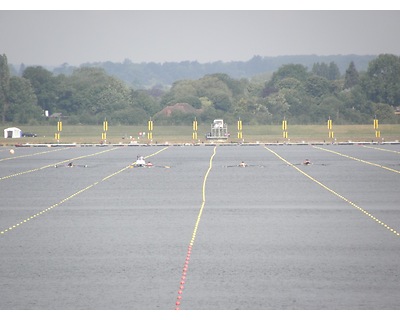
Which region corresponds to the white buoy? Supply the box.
[9,149,15,154]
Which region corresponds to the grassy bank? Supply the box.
[1,124,400,145]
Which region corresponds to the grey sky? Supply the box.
[1,10,400,66]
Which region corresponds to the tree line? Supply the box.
[51,54,375,88]
[1,53,399,127]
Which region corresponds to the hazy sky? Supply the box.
[1,9,400,66]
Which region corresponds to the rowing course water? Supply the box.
[0,144,400,310]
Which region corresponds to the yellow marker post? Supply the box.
[373,118,379,130]
[373,117,380,139]
[282,119,288,139]
[282,119,287,131]
[237,119,242,131]
[193,118,198,141]
[327,118,332,130]
[147,118,153,142]
[237,118,243,140]
[55,120,62,142]
[102,119,108,143]
[327,118,333,139]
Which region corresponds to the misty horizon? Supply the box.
[1,11,400,66]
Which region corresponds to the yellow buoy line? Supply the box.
[313,146,400,175]
[264,146,400,238]
[0,147,119,181]
[0,147,170,237]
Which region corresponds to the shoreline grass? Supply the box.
[1,124,400,145]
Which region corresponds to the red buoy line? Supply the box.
[175,146,217,310]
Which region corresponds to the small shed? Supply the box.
[3,127,22,138]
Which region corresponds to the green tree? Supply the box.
[23,66,59,114]
[343,61,360,89]
[112,107,148,125]
[161,79,198,106]
[53,74,77,114]
[210,73,245,96]
[210,92,232,111]
[281,88,314,124]
[312,62,329,79]
[196,74,233,112]
[275,77,303,90]
[180,95,202,109]
[269,64,309,87]
[312,62,340,80]
[65,67,132,122]
[328,62,340,80]
[361,54,400,106]
[131,89,162,116]
[372,102,397,123]
[339,85,370,114]
[305,75,332,98]
[0,54,10,123]
[159,79,201,109]
[8,76,42,123]
[319,95,343,123]
[233,103,271,124]
[262,64,308,104]
[265,91,290,122]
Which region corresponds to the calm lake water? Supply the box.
[1,144,400,311]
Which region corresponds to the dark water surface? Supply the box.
[1,144,400,310]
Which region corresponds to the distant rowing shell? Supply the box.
[54,164,88,168]
[129,164,170,169]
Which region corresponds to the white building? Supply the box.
[3,127,22,138]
